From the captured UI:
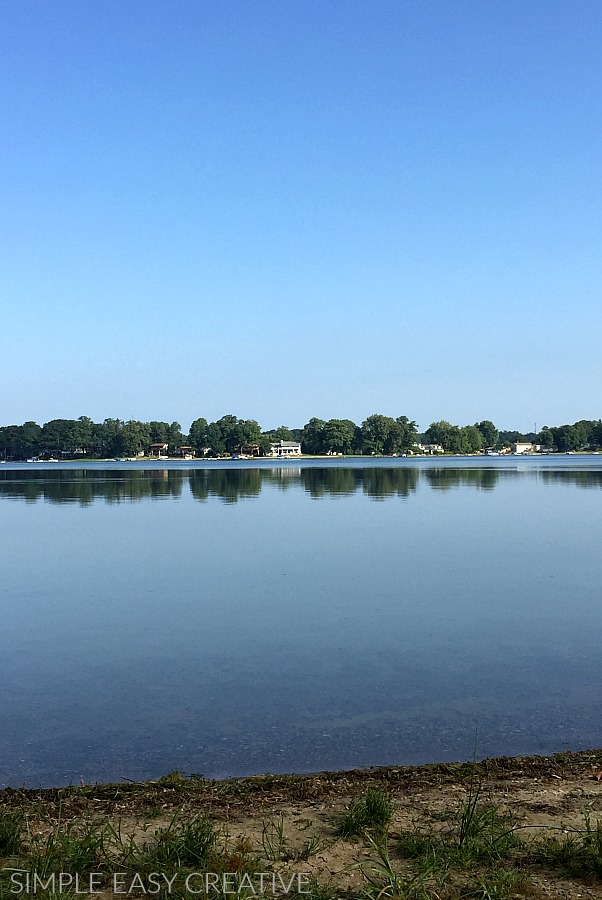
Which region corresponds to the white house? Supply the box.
[269,440,302,457]
[513,442,535,454]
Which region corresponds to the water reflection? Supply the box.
[1,465,602,505]
[540,469,602,489]
[423,468,500,491]
[2,458,602,787]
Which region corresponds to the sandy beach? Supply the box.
[3,750,602,898]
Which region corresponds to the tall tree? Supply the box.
[121,421,151,456]
[425,421,454,449]
[205,422,226,456]
[301,418,326,454]
[19,421,42,457]
[361,414,395,454]
[148,421,169,442]
[167,421,183,453]
[323,419,357,454]
[461,425,484,453]
[189,418,209,454]
[475,420,498,448]
[386,416,419,454]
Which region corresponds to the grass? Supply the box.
[261,814,327,862]
[531,804,602,879]
[337,788,394,837]
[0,810,259,898]
[359,832,437,900]
[144,813,217,868]
[398,802,522,872]
[0,811,23,857]
[356,786,529,900]
[5,756,602,900]
[23,818,107,879]
[0,806,329,899]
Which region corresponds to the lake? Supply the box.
[1,456,602,788]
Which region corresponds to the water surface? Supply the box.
[1,456,601,787]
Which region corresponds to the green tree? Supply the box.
[475,420,498,448]
[0,425,25,459]
[167,421,183,454]
[323,419,357,454]
[386,416,419,454]
[572,420,593,448]
[361,414,395,454]
[460,425,484,453]
[19,421,42,457]
[189,418,209,454]
[538,426,554,449]
[121,421,151,457]
[148,421,169,442]
[590,420,602,448]
[206,422,226,455]
[233,418,262,448]
[92,419,124,457]
[301,418,326,454]
[550,424,581,452]
[214,415,239,452]
[425,421,454,450]
[267,425,294,441]
[40,419,75,455]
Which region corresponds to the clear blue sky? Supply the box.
[2,0,601,433]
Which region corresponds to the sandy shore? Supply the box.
[3,750,602,898]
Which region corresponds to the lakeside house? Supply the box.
[148,442,169,458]
[233,444,261,457]
[418,443,444,455]
[269,440,302,457]
[512,442,541,454]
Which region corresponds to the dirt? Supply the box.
[4,750,602,898]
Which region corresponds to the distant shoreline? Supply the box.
[3,449,601,465]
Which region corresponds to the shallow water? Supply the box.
[1,456,601,787]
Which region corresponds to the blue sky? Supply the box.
[2,0,601,433]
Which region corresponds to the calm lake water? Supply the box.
[2,456,602,788]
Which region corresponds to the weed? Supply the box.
[259,814,327,863]
[534,805,602,879]
[0,892,80,900]
[261,814,288,861]
[0,810,23,856]
[289,879,340,900]
[293,832,328,861]
[337,789,394,838]
[145,813,217,868]
[462,867,528,899]
[23,820,106,878]
[358,832,437,900]
[398,792,520,874]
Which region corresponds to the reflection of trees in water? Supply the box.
[423,468,500,491]
[1,466,420,503]
[0,469,185,505]
[540,470,602,489]
[189,469,262,503]
[300,468,362,498]
[2,465,601,506]
[300,468,419,499]
[361,467,419,499]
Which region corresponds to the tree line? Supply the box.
[0,413,600,460]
